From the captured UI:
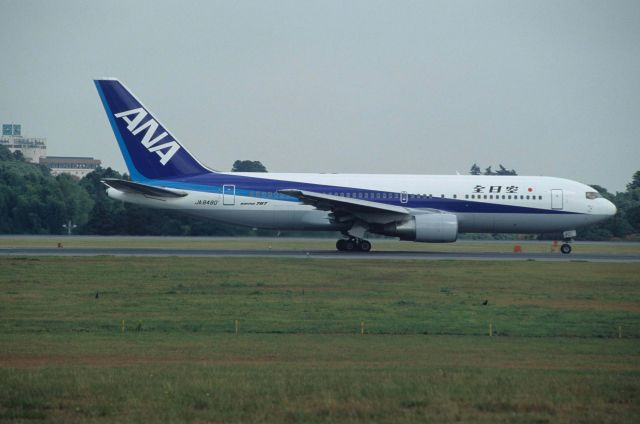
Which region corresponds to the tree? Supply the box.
[231,160,267,172]
[0,145,12,161]
[496,164,517,176]
[470,163,517,176]
[79,167,129,235]
[55,173,94,230]
[12,150,25,162]
[0,147,76,234]
[627,206,640,232]
[627,170,640,191]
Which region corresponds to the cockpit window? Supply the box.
[585,192,602,200]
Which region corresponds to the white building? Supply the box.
[39,156,101,179]
[0,124,47,163]
[1,123,102,178]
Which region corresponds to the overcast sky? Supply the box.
[1,0,638,191]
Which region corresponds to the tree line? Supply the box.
[0,146,638,240]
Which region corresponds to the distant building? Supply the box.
[0,123,47,163]
[2,123,102,178]
[39,156,101,179]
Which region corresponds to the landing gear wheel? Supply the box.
[560,243,572,254]
[344,240,357,251]
[337,237,372,253]
[358,240,372,252]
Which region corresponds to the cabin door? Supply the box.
[551,189,563,210]
[223,185,235,205]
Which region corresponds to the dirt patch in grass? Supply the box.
[0,354,282,368]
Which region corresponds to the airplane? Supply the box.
[94,78,617,254]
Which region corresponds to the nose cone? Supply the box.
[604,199,617,216]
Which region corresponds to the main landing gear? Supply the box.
[560,243,572,254]
[336,238,372,252]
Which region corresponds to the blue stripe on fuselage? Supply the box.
[145,171,578,215]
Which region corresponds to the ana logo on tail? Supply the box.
[114,108,181,165]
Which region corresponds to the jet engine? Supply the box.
[377,213,458,243]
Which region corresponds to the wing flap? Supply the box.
[278,189,410,215]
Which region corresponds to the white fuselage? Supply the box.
[107,173,616,235]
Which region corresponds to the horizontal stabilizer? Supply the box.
[102,178,187,198]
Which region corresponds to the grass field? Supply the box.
[1,256,640,422]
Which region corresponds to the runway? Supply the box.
[2,247,639,262]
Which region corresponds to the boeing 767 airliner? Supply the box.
[95,79,616,253]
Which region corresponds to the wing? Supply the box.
[278,189,410,224]
[102,178,188,198]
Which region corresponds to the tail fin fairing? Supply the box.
[94,78,209,181]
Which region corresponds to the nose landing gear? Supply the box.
[336,238,372,252]
[560,230,576,254]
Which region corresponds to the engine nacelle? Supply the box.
[380,213,458,243]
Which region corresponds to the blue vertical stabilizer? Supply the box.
[94,78,209,181]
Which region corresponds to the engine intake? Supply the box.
[379,213,458,243]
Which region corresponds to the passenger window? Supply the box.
[483,195,487,199]
[453,194,457,199]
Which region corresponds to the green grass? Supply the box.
[1,257,640,422]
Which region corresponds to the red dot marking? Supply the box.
[528,187,533,192]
